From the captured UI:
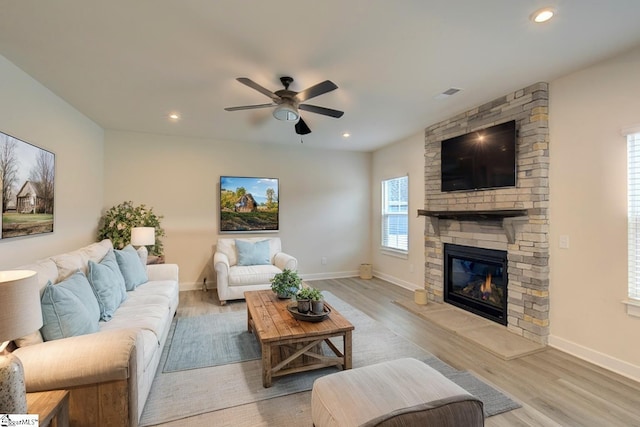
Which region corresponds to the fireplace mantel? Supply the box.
[417,209,528,244]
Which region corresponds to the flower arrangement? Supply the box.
[97,201,165,255]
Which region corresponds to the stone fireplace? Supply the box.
[421,82,550,344]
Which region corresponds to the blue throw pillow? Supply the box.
[115,245,148,291]
[40,272,100,341]
[88,249,128,321]
[235,239,271,266]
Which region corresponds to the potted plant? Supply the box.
[270,269,302,299]
[296,286,314,313]
[297,286,324,314]
[97,201,165,256]
[308,288,324,314]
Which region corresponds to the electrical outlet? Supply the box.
[321,257,327,265]
[409,264,414,273]
[559,235,570,249]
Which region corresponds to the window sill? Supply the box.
[380,247,408,259]
[622,299,640,317]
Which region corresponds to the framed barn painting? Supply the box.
[0,130,55,239]
[219,176,279,233]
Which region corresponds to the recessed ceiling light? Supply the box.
[531,7,555,23]
[342,132,351,138]
[168,113,180,120]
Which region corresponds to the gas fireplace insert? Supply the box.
[443,243,508,325]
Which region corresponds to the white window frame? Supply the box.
[381,175,409,256]
[626,129,640,317]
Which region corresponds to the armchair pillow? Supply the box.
[235,239,271,266]
[40,272,100,341]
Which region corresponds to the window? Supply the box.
[628,132,640,302]
[381,175,408,253]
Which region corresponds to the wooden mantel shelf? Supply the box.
[417,209,528,244]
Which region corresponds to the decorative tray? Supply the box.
[287,302,331,322]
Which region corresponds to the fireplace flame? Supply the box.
[481,273,492,301]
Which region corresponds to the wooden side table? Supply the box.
[27,390,69,427]
[146,255,165,264]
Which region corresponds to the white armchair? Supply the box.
[213,237,298,304]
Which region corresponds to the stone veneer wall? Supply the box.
[424,82,550,344]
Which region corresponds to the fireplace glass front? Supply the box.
[444,244,508,325]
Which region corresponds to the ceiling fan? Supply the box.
[224,76,344,135]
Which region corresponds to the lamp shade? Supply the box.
[131,227,155,246]
[0,270,42,343]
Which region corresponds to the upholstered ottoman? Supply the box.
[311,358,484,427]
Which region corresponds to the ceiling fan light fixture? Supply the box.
[273,104,299,121]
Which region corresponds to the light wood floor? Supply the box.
[178,277,640,426]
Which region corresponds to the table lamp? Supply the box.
[0,270,42,414]
[131,226,156,263]
[131,226,155,248]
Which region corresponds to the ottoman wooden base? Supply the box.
[311,358,484,427]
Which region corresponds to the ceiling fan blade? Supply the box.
[295,80,338,102]
[299,104,344,118]
[295,117,311,135]
[236,77,279,100]
[224,103,276,111]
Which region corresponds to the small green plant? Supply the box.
[97,201,165,255]
[297,286,322,301]
[270,269,302,297]
[296,287,313,300]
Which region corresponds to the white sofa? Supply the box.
[12,239,179,427]
[213,237,297,304]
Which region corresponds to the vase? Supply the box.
[297,299,311,313]
[311,300,324,315]
[276,291,291,299]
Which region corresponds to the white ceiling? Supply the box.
[1,1,640,152]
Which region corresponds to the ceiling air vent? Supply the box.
[434,87,462,100]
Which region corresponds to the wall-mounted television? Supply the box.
[441,120,517,192]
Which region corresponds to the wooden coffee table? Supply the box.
[245,289,354,387]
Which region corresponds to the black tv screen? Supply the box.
[441,120,516,192]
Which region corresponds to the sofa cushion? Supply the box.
[228,264,282,286]
[88,249,128,320]
[236,239,270,266]
[40,272,100,341]
[51,239,113,281]
[100,295,172,346]
[115,245,148,290]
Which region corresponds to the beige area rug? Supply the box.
[140,293,520,426]
[394,298,546,360]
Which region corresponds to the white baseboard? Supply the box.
[300,271,359,281]
[548,335,640,382]
[183,271,421,293]
[180,281,205,291]
[372,270,421,291]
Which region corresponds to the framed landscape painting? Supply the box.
[0,130,55,239]
[220,176,279,233]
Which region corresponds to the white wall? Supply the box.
[549,45,640,380]
[0,55,104,268]
[103,130,371,289]
[371,131,425,290]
